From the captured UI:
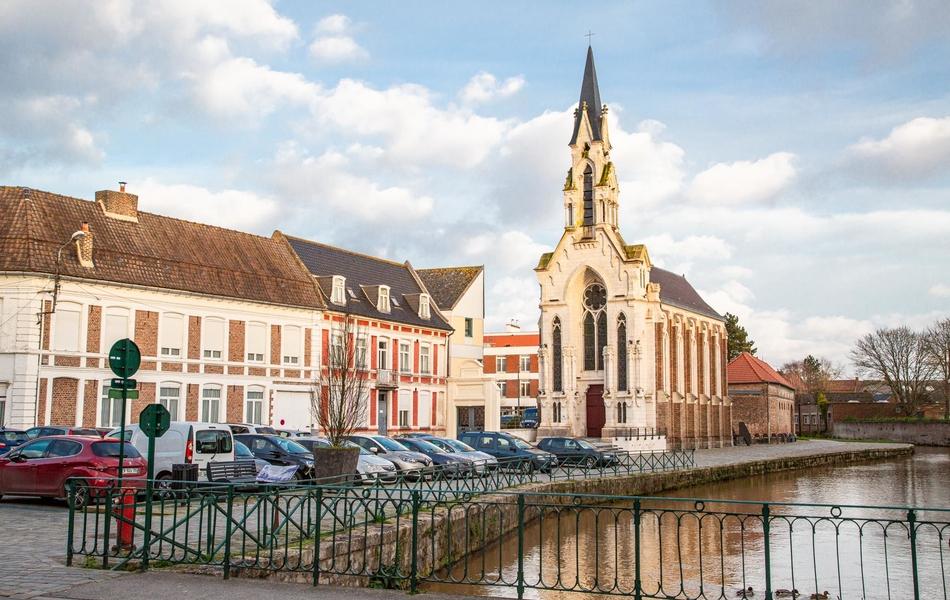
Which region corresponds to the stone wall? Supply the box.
[834,421,950,446]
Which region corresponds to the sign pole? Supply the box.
[142,431,156,571]
[118,385,127,489]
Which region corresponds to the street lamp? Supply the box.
[51,229,88,313]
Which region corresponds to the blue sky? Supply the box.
[1,1,948,370]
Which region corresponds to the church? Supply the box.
[535,47,732,450]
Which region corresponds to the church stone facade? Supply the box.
[535,47,732,450]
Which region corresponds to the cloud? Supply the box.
[134,178,280,232]
[930,284,950,298]
[459,72,525,104]
[309,14,367,63]
[611,118,687,211]
[847,116,950,181]
[688,152,797,205]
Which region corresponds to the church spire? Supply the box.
[570,45,603,145]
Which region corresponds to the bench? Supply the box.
[206,460,258,485]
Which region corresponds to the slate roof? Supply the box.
[0,187,324,310]
[651,267,722,320]
[728,352,794,389]
[416,266,482,311]
[570,45,604,145]
[283,235,452,331]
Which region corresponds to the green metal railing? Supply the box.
[66,451,949,599]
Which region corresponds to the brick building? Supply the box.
[483,326,540,425]
[727,352,795,441]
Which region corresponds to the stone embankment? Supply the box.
[834,420,950,446]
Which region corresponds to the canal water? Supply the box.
[424,447,950,600]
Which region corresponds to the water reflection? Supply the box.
[424,448,950,600]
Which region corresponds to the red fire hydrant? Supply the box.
[114,487,136,552]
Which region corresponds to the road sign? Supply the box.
[108,388,139,400]
[108,338,141,378]
[110,378,137,389]
[139,403,170,438]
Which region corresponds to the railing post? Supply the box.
[66,481,75,567]
[908,508,920,600]
[517,493,525,600]
[633,498,642,600]
[223,485,234,580]
[410,489,420,593]
[102,490,112,569]
[313,487,323,587]
[762,503,773,600]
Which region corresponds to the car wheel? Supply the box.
[154,473,175,499]
[520,461,534,474]
[584,456,597,469]
[68,480,90,510]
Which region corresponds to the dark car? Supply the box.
[521,407,539,429]
[0,429,29,456]
[458,431,556,472]
[25,426,101,439]
[536,437,619,468]
[397,437,473,476]
[0,436,146,508]
[233,434,314,480]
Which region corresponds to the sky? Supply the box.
[1,1,948,372]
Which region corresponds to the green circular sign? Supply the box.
[139,403,171,438]
[108,338,141,378]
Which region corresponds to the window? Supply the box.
[246,386,265,425]
[552,317,563,393]
[419,294,430,319]
[495,356,504,372]
[496,381,506,397]
[0,297,18,350]
[616,401,628,424]
[159,384,181,420]
[201,385,221,422]
[160,313,184,358]
[52,303,81,352]
[100,384,125,427]
[246,321,266,362]
[567,203,573,227]
[520,355,531,372]
[418,390,432,427]
[520,381,530,398]
[419,344,431,374]
[102,307,130,350]
[202,317,224,360]
[48,439,82,457]
[195,430,231,454]
[19,439,53,459]
[617,314,628,392]
[583,165,594,226]
[398,410,410,427]
[282,325,301,365]
[377,338,389,370]
[398,389,412,427]
[582,283,608,371]
[377,286,391,312]
[0,383,6,428]
[552,401,562,423]
[399,341,411,372]
[355,336,368,369]
[331,276,346,305]
[464,318,474,338]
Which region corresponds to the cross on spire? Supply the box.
[585,30,595,45]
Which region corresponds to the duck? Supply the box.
[809,593,830,600]
[775,590,800,598]
[735,587,754,598]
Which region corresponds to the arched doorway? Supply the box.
[585,384,605,437]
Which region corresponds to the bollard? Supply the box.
[114,487,137,552]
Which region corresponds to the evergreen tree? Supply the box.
[724,312,756,361]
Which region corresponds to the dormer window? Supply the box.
[377,285,391,313]
[331,276,346,305]
[419,294,430,319]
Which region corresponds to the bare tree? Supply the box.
[780,355,842,393]
[924,318,950,419]
[851,327,937,415]
[310,312,370,447]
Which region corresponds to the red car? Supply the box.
[0,436,147,508]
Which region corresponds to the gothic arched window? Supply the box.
[583,165,594,226]
[552,317,563,393]
[617,313,628,392]
[582,283,607,370]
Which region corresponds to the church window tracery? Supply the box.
[552,317,563,392]
[583,165,594,226]
[583,283,607,370]
[617,313,628,391]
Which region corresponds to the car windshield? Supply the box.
[1,431,28,443]
[374,437,409,451]
[511,437,533,450]
[405,439,444,454]
[71,428,100,436]
[442,438,476,452]
[234,441,253,458]
[577,439,597,450]
[91,441,141,458]
[272,437,310,455]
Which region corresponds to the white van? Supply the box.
[108,421,234,483]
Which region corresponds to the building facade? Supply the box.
[727,352,795,441]
[483,328,540,424]
[534,48,732,450]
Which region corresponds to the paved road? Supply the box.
[0,439,911,599]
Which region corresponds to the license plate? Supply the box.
[122,468,139,475]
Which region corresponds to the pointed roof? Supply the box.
[728,352,794,389]
[416,266,482,311]
[570,46,604,145]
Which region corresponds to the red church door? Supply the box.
[585,384,605,438]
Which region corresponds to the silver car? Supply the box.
[424,436,498,474]
[297,436,397,483]
[346,435,432,479]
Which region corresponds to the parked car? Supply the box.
[535,437,619,468]
[397,432,439,439]
[108,422,235,486]
[296,437,397,483]
[0,429,29,456]
[234,434,314,480]
[234,441,269,474]
[226,423,278,436]
[458,431,556,472]
[346,435,431,478]
[420,436,498,472]
[521,407,540,429]
[25,426,101,439]
[0,436,146,508]
[396,437,474,476]
[275,428,310,438]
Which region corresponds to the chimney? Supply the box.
[76,222,94,268]
[96,181,138,222]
